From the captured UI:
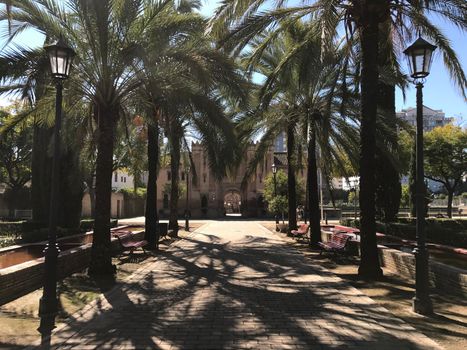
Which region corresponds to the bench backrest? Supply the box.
[112,231,131,243]
[330,234,351,247]
[299,224,309,232]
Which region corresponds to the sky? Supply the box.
[1,0,466,125]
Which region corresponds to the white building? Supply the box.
[111,169,134,191]
[331,176,360,191]
[396,105,453,132]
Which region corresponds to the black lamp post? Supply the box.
[272,162,279,224]
[184,166,190,231]
[404,36,436,315]
[38,37,75,347]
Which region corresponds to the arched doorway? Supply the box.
[223,190,241,215]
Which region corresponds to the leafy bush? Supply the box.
[118,187,147,199]
[79,218,118,231]
[0,221,25,237]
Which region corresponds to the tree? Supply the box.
[0,0,178,277]
[424,125,467,218]
[264,169,305,224]
[210,0,467,280]
[237,23,359,243]
[0,107,32,216]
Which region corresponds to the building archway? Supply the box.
[223,190,241,215]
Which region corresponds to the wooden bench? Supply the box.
[291,224,309,241]
[113,231,148,257]
[318,233,352,255]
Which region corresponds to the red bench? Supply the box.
[291,224,309,241]
[318,233,351,255]
[113,231,148,257]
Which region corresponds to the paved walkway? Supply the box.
[48,221,441,349]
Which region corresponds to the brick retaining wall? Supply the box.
[379,247,467,298]
[0,230,145,305]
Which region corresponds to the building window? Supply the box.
[259,175,262,183]
[181,172,185,181]
[167,171,171,181]
[114,173,118,182]
[203,174,207,183]
[121,176,124,182]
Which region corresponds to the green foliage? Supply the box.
[425,125,467,193]
[397,130,413,176]
[400,184,410,207]
[264,170,288,203]
[263,169,305,216]
[79,219,118,232]
[0,221,25,237]
[162,183,186,200]
[119,187,147,199]
[268,196,288,216]
[348,190,358,204]
[0,106,33,206]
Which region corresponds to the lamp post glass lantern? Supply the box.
[404,36,436,315]
[38,37,75,346]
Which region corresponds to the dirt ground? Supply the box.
[261,222,467,350]
[0,224,202,349]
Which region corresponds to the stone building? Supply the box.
[155,142,276,218]
[396,105,453,132]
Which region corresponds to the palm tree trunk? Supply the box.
[169,134,181,234]
[287,123,297,232]
[357,14,383,279]
[89,110,116,278]
[307,125,321,246]
[31,124,52,224]
[145,119,159,249]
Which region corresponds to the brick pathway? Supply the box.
[48,221,441,349]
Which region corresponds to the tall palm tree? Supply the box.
[129,2,249,238]
[238,24,360,242]
[0,0,171,277]
[210,0,467,279]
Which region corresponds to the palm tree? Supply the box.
[0,0,172,277]
[238,24,360,242]
[210,0,466,279]
[129,2,249,238]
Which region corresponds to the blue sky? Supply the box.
[1,0,466,125]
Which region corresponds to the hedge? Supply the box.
[0,219,118,243]
[80,218,118,231]
[0,221,26,237]
[339,218,467,248]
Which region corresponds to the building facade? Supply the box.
[154,142,276,218]
[396,105,453,132]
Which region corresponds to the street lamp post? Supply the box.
[404,36,436,315]
[184,166,190,231]
[272,163,278,224]
[38,37,75,347]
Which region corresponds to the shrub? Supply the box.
[21,227,74,243]
[79,218,118,231]
[119,187,147,199]
[0,221,25,237]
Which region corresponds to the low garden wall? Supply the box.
[0,229,144,306]
[378,247,467,298]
